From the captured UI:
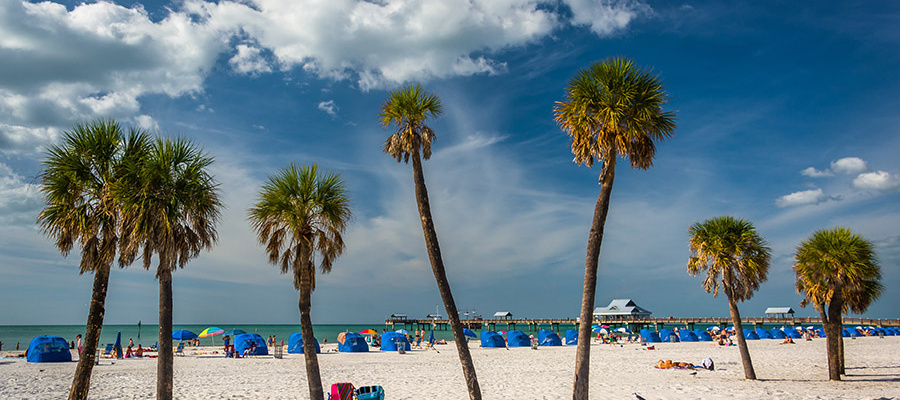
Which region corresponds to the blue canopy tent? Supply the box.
[787,329,803,339]
[693,329,713,341]
[816,328,826,337]
[659,329,679,342]
[380,332,411,352]
[234,333,268,355]
[755,328,773,339]
[27,336,72,363]
[887,328,899,336]
[679,330,699,342]
[288,332,320,354]
[480,331,505,348]
[640,329,661,343]
[537,330,562,346]
[742,329,760,340]
[565,330,578,345]
[506,330,531,347]
[338,332,369,353]
[770,329,787,339]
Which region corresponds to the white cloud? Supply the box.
[318,100,338,117]
[776,188,832,207]
[831,157,868,175]
[564,0,651,35]
[0,162,42,224]
[229,43,272,76]
[800,166,833,178]
[133,115,159,131]
[853,171,900,191]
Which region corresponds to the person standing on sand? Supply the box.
[129,338,134,347]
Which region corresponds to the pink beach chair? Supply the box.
[328,383,355,400]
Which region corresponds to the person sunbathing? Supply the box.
[781,337,795,344]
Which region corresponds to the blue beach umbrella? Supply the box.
[462,328,477,338]
[223,329,246,336]
[395,329,409,335]
[114,332,123,359]
[173,330,198,341]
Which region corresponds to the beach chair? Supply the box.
[355,385,385,400]
[101,344,114,358]
[174,342,185,356]
[328,383,355,400]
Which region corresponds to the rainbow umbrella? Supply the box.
[360,329,377,335]
[199,326,224,345]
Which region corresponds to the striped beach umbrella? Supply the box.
[199,326,224,345]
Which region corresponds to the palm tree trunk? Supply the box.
[299,263,325,400]
[826,291,844,380]
[68,263,111,400]
[818,308,840,381]
[157,268,174,400]
[726,293,756,380]
[573,156,617,400]
[410,151,481,400]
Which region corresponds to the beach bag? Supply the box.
[329,383,355,400]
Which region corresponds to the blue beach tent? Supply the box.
[770,329,787,339]
[742,329,760,340]
[887,328,898,336]
[565,330,578,345]
[640,329,661,343]
[755,328,773,339]
[787,329,803,339]
[693,329,713,341]
[679,330,699,342]
[338,332,369,353]
[288,332,320,354]
[659,329,679,342]
[538,330,562,346]
[234,333,268,356]
[379,332,411,352]
[506,330,531,347]
[480,331,505,348]
[27,336,72,363]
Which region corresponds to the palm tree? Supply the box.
[794,227,882,381]
[118,138,221,400]
[553,57,676,399]
[38,120,149,400]
[380,83,482,400]
[687,216,770,380]
[248,163,351,400]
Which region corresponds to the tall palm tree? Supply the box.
[794,227,882,381]
[553,57,676,399]
[380,83,482,400]
[118,138,221,400]
[248,163,351,400]
[38,120,149,400]
[687,216,770,380]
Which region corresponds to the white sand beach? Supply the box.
[2,336,898,399]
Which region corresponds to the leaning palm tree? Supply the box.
[38,120,149,400]
[794,227,882,381]
[381,83,481,400]
[118,138,221,400]
[554,57,676,399]
[248,163,351,400]
[687,216,770,380]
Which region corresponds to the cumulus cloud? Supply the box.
[801,166,833,178]
[853,171,900,191]
[564,0,651,35]
[776,188,832,207]
[831,157,868,175]
[318,100,338,117]
[229,43,272,76]
[0,162,42,224]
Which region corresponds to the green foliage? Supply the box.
[687,216,771,302]
[380,83,443,162]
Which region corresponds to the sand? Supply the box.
[1,336,898,399]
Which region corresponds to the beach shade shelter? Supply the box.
[742,329,760,340]
[379,332,411,352]
[338,332,369,353]
[26,336,72,363]
[538,330,562,346]
[787,329,803,339]
[480,331,506,348]
[770,329,787,339]
[173,329,198,341]
[693,329,713,341]
[288,332,321,354]
[816,328,826,337]
[640,329,661,343]
[462,328,477,338]
[679,330,699,342]
[506,330,531,347]
[659,329,679,342]
[755,328,773,339]
[887,328,899,336]
[394,329,409,335]
[565,329,578,345]
[234,333,268,356]
[222,329,245,336]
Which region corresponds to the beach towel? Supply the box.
[329,383,355,400]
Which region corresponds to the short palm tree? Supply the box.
[687,216,770,380]
[118,138,221,400]
[38,120,148,400]
[248,163,351,400]
[794,227,882,381]
[381,83,482,400]
[553,57,676,399]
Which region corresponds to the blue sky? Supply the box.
[1,0,898,325]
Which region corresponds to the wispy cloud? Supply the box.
[800,166,833,178]
[318,100,338,117]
